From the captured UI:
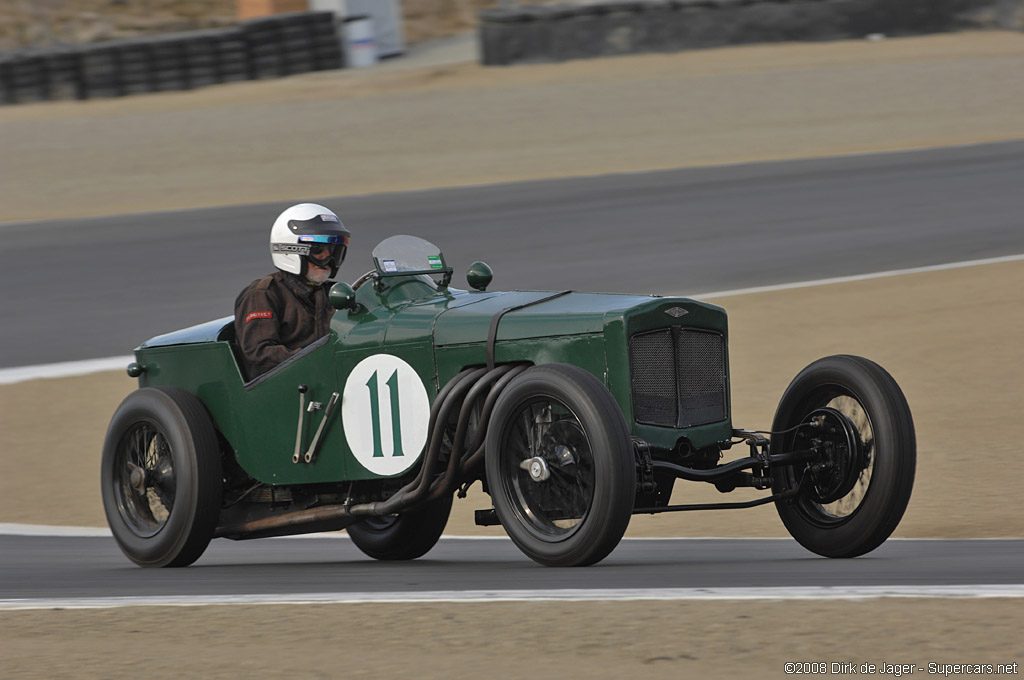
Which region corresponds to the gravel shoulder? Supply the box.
[4,599,1022,679]
[2,31,1023,223]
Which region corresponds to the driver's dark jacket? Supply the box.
[234,271,334,381]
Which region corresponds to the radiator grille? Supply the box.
[629,328,727,428]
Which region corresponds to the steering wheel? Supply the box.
[351,270,377,291]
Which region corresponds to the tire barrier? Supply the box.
[0,11,343,105]
[479,0,1024,66]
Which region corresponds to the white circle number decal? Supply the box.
[342,354,430,476]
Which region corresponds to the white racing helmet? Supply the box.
[270,203,351,279]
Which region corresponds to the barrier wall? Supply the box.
[0,11,343,105]
[479,0,1024,66]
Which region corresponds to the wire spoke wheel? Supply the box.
[101,387,222,568]
[502,398,595,539]
[114,421,176,537]
[486,364,635,567]
[771,355,915,558]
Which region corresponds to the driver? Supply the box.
[234,203,350,381]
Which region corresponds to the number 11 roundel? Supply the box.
[342,354,431,476]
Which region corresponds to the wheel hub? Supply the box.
[127,462,147,494]
[801,407,867,504]
[521,456,551,482]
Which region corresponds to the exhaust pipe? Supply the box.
[216,504,361,540]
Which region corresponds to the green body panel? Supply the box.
[433,291,654,345]
[139,337,351,484]
[134,272,733,485]
[434,334,608,389]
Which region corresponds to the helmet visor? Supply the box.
[298,234,348,246]
[299,234,348,268]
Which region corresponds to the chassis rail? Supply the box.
[633,488,800,515]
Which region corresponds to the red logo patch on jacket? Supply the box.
[245,311,273,323]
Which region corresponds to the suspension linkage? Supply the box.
[651,448,817,484]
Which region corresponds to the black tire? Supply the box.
[101,387,222,567]
[771,355,915,558]
[346,494,453,560]
[485,364,635,567]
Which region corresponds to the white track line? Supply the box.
[690,253,1024,300]
[0,524,113,537]
[4,253,1024,386]
[3,585,1023,611]
[0,355,133,385]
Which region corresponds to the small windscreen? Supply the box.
[372,235,448,275]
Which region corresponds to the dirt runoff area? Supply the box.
[2,31,1024,680]
[2,31,1024,222]
[4,600,1022,679]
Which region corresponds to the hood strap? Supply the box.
[486,291,572,371]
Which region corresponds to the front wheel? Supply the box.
[346,494,453,560]
[100,387,222,567]
[771,355,915,558]
[485,364,635,567]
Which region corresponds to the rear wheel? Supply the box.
[771,355,915,558]
[485,364,635,567]
[101,387,222,567]
[346,494,453,560]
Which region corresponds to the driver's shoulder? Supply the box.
[235,272,281,306]
[246,272,284,292]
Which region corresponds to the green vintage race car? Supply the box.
[101,235,916,567]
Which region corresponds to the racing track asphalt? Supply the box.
[1,140,1023,368]
[2,536,1022,603]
